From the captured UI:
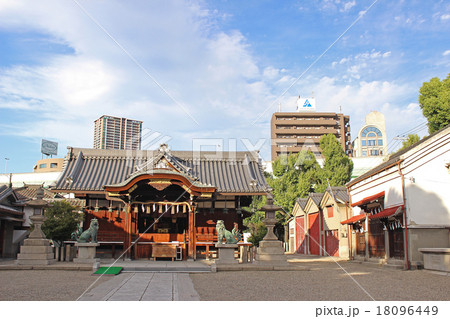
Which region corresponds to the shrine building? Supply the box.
[52,144,268,260]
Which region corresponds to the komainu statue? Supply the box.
[76,218,99,243]
[216,220,242,244]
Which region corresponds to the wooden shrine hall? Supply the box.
[52,144,268,260]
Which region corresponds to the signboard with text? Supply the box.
[41,139,58,156]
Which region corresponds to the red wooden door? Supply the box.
[308,213,320,255]
[325,229,339,257]
[389,228,404,258]
[295,216,306,254]
[356,232,366,256]
[368,219,385,258]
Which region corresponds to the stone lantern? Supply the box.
[255,192,288,264]
[17,187,55,265]
[26,188,49,239]
[260,194,280,241]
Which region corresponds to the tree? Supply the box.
[242,196,267,246]
[318,134,353,190]
[399,134,421,150]
[419,73,450,133]
[268,151,322,214]
[41,201,84,247]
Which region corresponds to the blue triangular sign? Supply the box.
[303,99,312,107]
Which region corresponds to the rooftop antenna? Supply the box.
[339,105,342,113]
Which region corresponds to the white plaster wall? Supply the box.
[0,172,61,187]
[402,144,450,226]
[350,129,450,228]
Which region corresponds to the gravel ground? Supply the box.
[0,270,111,301]
[1,257,449,301]
[190,259,450,301]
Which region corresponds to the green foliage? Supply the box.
[399,134,421,150]
[419,73,450,133]
[41,201,84,247]
[243,196,267,246]
[245,135,353,244]
[268,151,321,215]
[319,134,353,189]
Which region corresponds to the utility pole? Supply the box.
[4,158,9,173]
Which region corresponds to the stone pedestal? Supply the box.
[215,243,238,264]
[16,215,55,265]
[74,243,100,266]
[254,214,288,265]
[255,240,287,264]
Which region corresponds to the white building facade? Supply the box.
[346,125,450,269]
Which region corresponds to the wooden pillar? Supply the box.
[125,204,132,259]
[188,207,195,259]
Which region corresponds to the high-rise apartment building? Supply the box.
[93,115,143,150]
[271,110,352,161]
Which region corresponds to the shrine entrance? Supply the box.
[104,171,215,260]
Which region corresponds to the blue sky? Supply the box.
[0,0,449,173]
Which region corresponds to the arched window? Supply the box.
[360,126,383,157]
[361,126,382,137]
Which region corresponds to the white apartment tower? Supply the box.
[93,115,143,150]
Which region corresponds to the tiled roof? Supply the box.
[0,184,13,201]
[326,186,349,203]
[309,192,324,206]
[296,198,308,210]
[53,147,269,194]
[0,204,23,216]
[14,184,56,201]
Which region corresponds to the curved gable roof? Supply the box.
[53,147,269,194]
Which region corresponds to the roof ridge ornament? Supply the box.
[159,143,169,154]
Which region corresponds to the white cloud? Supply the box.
[0,0,431,162]
[0,0,290,153]
[318,0,356,13]
[443,50,450,56]
[342,1,356,12]
[441,14,450,21]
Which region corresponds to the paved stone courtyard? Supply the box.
[0,256,449,301]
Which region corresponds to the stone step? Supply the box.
[14,259,56,265]
[17,252,54,260]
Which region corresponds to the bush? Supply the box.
[247,221,267,247]
[41,201,84,247]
